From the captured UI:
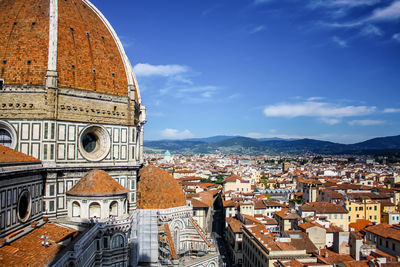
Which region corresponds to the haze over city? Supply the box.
[94,0,400,144]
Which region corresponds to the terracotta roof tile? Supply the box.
[164,223,179,260]
[301,202,348,214]
[0,223,78,267]
[226,217,244,233]
[0,145,40,164]
[349,219,372,231]
[224,174,249,183]
[67,170,129,196]
[365,224,400,242]
[191,198,209,208]
[137,165,186,209]
[298,221,325,230]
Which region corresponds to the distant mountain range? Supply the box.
[143,134,400,155]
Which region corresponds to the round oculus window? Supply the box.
[79,125,111,161]
[0,129,12,147]
[0,120,17,149]
[17,190,32,223]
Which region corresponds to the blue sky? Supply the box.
[93,0,400,144]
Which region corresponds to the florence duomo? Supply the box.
[0,0,219,266]
[2,0,400,267]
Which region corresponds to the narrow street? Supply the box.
[212,207,233,267]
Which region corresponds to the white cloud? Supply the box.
[332,36,348,47]
[133,63,188,77]
[384,108,400,113]
[360,24,384,37]
[160,128,194,139]
[348,119,385,126]
[368,1,400,21]
[307,96,325,101]
[179,85,218,93]
[309,0,379,9]
[264,101,376,118]
[393,33,400,42]
[249,25,266,34]
[320,118,342,125]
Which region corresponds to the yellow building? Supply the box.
[346,200,381,224]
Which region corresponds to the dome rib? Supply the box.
[0,0,142,102]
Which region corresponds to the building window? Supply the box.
[349,207,351,211]
[111,234,125,248]
[79,125,111,161]
[109,201,118,217]
[49,200,55,212]
[0,129,12,147]
[49,185,55,196]
[393,243,395,251]
[44,123,48,139]
[374,206,377,211]
[103,237,109,249]
[89,202,101,218]
[17,190,32,222]
[72,201,81,217]
[0,121,16,148]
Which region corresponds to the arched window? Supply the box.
[111,234,125,249]
[0,129,12,147]
[109,201,118,217]
[72,201,81,217]
[89,202,101,218]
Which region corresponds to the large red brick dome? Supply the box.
[0,0,137,97]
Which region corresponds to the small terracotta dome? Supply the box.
[67,170,129,196]
[137,165,186,209]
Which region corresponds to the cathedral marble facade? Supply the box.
[0,0,219,266]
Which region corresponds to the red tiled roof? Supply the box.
[224,174,249,183]
[164,223,179,260]
[365,224,400,242]
[301,202,348,214]
[298,221,325,230]
[0,145,40,164]
[226,217,244,233]
[349,219,372,231]
[0,223,78,267]
[191,198,209,208]
[67,170,129,196]
[137,165,187,209]
[223,199,235,207]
